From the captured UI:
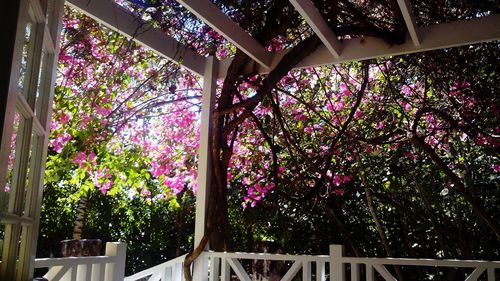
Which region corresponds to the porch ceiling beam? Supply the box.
[217,14,500,78]
[176,0,272,69]
[66,0,206,76]
[289,0,342,57]
[396,0,420,45]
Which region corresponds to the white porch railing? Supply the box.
[124,245,500,281]
[123,254,187,281]
[34,242,126,281]
[33,242,498,281]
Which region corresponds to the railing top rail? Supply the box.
[202,251,330,262]
[124,254,187,281]
[34,256,115,267]
[340,257,500,268]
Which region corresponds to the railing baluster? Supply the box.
[91,264,99,281]
[316,261,326,281]
[83,264,92,281]
[351,263,360,281]
[163,266,172,281]
[227,258,251,281]
[173,262,183,281]
[281,260,302,281]
[366,264,374,281]
[464,267,486,281]
[221,257,230,281]
[487,267,495,281]
[209,257,220,281]
[71,265,78,281]
[373,264,397,281]
[303,261,312,281]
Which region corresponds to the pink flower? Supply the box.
[99,180,112,194]
[72,152,87,167]
[494,165,500,172]
[59,113,71,124]
[141,188,151,197]
[340,83,351,96]
[375,121,385,129]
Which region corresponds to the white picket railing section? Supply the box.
[33,243,499,281]
[123,245,500,281]
[34,242,126,281]
[123,254,187,281]
[329,245,500,281]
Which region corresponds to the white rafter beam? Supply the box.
[397,0,420,46]
[176,0,272,69]
[289,0,342,57]
[218,14,500,78]
[66,0,206,76]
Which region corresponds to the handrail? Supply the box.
[340,256,500,267]
[33,242,126,281]
[124,254,187,281]
[35,255,115,267]
[203,251,329,262]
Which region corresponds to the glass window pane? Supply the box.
[18,22,34,94]
[24,133,42,216]
[1,112,21,213]
[35,49,47,118]
[0,223,4,260]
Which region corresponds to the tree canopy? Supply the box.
[37,1,499,279]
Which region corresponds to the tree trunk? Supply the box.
[357,155,405,281]
[73,196,88,240]
[52,196,102,257]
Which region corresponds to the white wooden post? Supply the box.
[330,245,345,281]
[193,56,217,281]
[104,242,127,281]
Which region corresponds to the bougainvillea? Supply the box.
[39,3,499,277]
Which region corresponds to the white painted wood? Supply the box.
[373,264,397,281]
[104,242,127,281]
[91,263,105,281]
[227,258,252,281]
[204,251,329,262]
[217,14,500,78]
[366,265,374,281]
[192,57,218,281]
[339,257,500,268]
[71,265,78,281]
[66,0,206,76]
[163,267,172,281]
[487,267,495,281]
[194,56,218,246]
[289,0,342,57]
[221,258,230,281]
[464,267,486,281]
[176,0,271,68]
[316,261,326,281]
[122,254,187,281]
[302,261,311,281]
[209,257,220,281]
[173,262,183,281]
[148,271,162,281]
[74,264,91,281]
[44,266,69,281]
[281,260,303,281]
[330,245,345,281]
[396,0,420,45]
[351,263,360,281]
